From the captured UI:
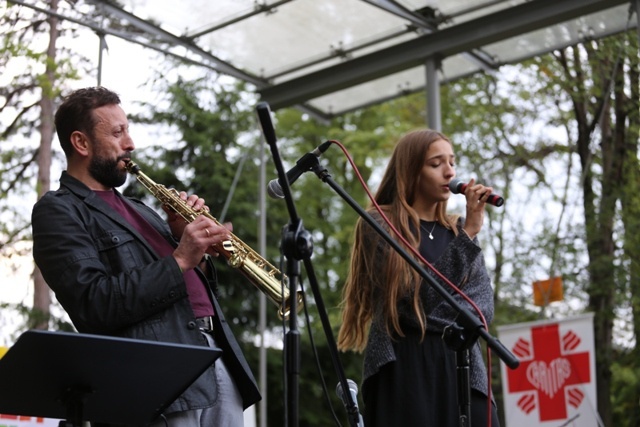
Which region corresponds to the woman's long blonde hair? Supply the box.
[337,129,460,352]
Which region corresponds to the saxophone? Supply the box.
[125,160,303,320]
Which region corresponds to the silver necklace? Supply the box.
[421,221,437,240]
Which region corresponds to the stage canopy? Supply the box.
[19,0,639,121]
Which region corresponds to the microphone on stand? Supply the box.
[336,379,364,427]
[448,178,504,207]
[266,141,332,199]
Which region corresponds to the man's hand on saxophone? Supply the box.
[170,192,232,272]
[164,190,208,238]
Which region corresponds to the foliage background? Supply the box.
[1,1,639,426]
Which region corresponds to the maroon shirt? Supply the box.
[95,190,214,317]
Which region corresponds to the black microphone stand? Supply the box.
[443,321,477,426]
[305,153,520,427]
[256,102,362,427]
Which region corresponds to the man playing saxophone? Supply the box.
[31,86,260,426]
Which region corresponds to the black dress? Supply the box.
[361,221,500,427]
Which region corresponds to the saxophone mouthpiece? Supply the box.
[125,160,140,174]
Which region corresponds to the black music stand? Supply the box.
[0,330,222,426]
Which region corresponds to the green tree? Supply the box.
[440,30,639,426]
[549,32,639,426]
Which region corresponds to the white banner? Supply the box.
[0,415,58,427]
[497,313,600,427]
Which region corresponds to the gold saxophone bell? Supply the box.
[125,160,304,319]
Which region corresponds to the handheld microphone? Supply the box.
[336,379,364,427]
[448,178,504,207]
[266,141,332,199]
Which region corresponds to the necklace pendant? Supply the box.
[422,221,437,241]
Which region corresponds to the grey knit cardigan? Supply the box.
[361,217,495,398]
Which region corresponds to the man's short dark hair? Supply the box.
[54,87,121,157]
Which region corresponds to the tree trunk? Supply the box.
[32,0,59,330]
[559,37,627,426]
[619,31,640,426]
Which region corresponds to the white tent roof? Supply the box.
[19,0,638,119]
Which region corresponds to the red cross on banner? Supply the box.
[508,323,590,420]
[497,314,599,427]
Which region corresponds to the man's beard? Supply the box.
[89,153,129,188]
